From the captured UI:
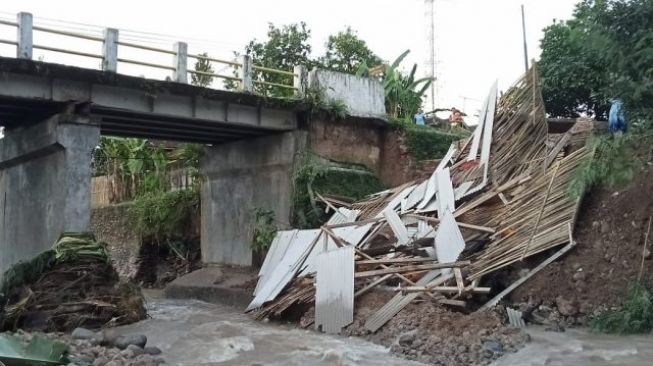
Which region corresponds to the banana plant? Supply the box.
[383,50,433,120]
[357,50,432,120]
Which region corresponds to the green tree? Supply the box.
[191,52,215,87]
[320,27,382,74]
[236,22,314,97]
[539,21,609,117]
[552,0,653,195]
[539,0,653,119]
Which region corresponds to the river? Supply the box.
[116,293,653,366]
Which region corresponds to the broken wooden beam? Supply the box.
[405,214,496,234]
[400,286,491,294]
[354,261,470,278]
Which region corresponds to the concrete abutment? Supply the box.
[200,131,306,266]
[0,114,99,279]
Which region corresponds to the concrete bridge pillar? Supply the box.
[0,114,100,278]
[200,131,306,266]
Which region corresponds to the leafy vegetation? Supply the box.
[302,85,349,120]
[0,333,69,366]
[591,283,653,334]
[539,0,653,119]
[400,124,468,162]
[567,134,642,197]
[228,22,314,97]
[93,137,202,201]
[129,189,199,247]
[378,50,432,121]
[232,22,432,122]
[292,156,384,228]
[191,52,215,87]
[320,27,382,74]
[539,0,653,193]
[251,208,277,252]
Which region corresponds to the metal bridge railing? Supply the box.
[0,12,305,96]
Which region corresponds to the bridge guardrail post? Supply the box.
[173,42,188,83]
[102,28,119,72]
[238,55,253,93]
[293,65,307,97]
[16,12,33,59]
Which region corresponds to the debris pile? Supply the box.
[0,233,147,332]
[247,66,595,336]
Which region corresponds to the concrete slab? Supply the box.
[163,266,256,310]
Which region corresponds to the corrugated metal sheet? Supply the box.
[404,180,428,211]
[434,211,465,275]
[454,181,474,201]
[254,229,297,296]
[380,185,416,215]
[247,229,321,311]
[436,167,455,218]
[417,144,457,210]
[418,172,438,210]
[383,209,410,245]
[315,246,355,334]
[326,208,361,226]
[506,307,526,328]
[436,144,458,171]
[301,223,373,275]
[479,81,498,166]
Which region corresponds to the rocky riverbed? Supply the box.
[66,327,166,366]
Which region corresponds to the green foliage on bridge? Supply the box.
[292,156,384,229]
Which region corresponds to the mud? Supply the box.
[322,291,530,366]
[511,162,653,319]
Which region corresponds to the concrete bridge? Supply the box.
[0,12,387,277]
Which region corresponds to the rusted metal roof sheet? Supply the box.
[315,245,354,334]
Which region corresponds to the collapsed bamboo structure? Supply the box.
[247,64,597,334]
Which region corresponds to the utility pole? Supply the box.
[521,4,529,72]
[424,0,435,111]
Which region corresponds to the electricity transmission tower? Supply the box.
[424,0,436,112]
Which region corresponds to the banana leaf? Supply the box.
[0,333,68,365]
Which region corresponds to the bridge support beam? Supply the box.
[0,115,100,279]
[201,131,306,266]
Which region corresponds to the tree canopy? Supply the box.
[539,0,653,120]
[320,27,382,74]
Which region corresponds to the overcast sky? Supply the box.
[0,0,577,116]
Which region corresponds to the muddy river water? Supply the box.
[116,295,653,366]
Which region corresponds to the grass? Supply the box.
[590,283,653,334]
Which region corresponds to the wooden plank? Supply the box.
[354,261,470,278]
[521,161,561,259]
[400,286,491,294]
[406,214,496,234]
[356,257,439,265]
[453,267,465,295]
[355,274,392,298]
[477,240,576,311]
[545,131,571,168]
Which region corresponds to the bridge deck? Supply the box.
[0,57,303,143]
